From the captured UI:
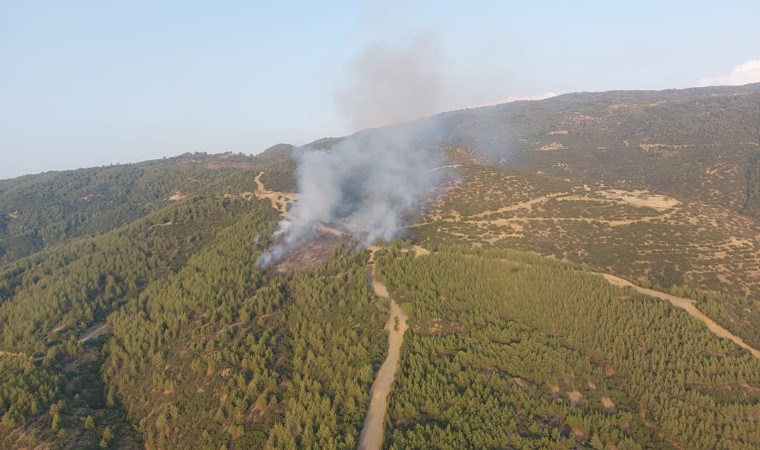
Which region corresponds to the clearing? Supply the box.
[254,172,297,217]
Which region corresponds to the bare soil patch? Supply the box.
[273,232,347,273]
[0,350,31,359]
[537,142,565,151]
[567,390,583,403]
[79,322,110,343]
[201,161,257,170]
[600,189,679,211]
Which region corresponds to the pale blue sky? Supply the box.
[1,0,759,179]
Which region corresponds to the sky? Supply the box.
[1,0,759,179]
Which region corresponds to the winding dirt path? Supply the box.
[254,172,296,217]
[602,274,760,359]
[359,253,409,450]
[404,246,758,359]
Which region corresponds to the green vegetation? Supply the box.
[415,163,760,349]
[441,83,760,214]
[2,83,760,448]
[377,246,760,449]
[0,195,267,448]
[744,150,760,218]
[0,195,258,355]
[103,209,385,448]
[0,151,297,266]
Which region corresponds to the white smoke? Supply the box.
[257,122,445,267]
[335,35,445,132]
[257,35,452,267]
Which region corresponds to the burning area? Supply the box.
[257,35,456,268]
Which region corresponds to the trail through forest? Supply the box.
[602,274,760,359]
[456,246,759,359]
[359,249,409,450]
[78,322,110,343]
[254,172,296,217]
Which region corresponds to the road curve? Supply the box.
[602,273,760,359]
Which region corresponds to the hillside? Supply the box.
[413,161,760,348]
[417,162,760,298]
[0,150,297,266]
[377,246,760,449]
[1,84,760,449]
[440,83,760,216]
[259,83,760,217]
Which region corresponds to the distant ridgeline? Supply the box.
[437,82,760,215]
[0,151,294,265]
[1,84,759,449]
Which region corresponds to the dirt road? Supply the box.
[602,274,760,359]
[79,322,110,343]
[359,260,409,450]
[254,172,296,217]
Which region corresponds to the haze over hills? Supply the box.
[1,84,759,449]
[445,83,760,215]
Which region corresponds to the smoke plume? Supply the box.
[258,36,449,267]
[336,35,445,131]
[257,122,446,266]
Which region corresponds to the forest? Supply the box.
[377,245,760,449]
[1,84,760,448]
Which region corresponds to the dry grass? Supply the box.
[254,172,297,217]
[567,390,583,403]
[414,164,760,301]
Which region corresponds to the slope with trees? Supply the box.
[377,245,760,449]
